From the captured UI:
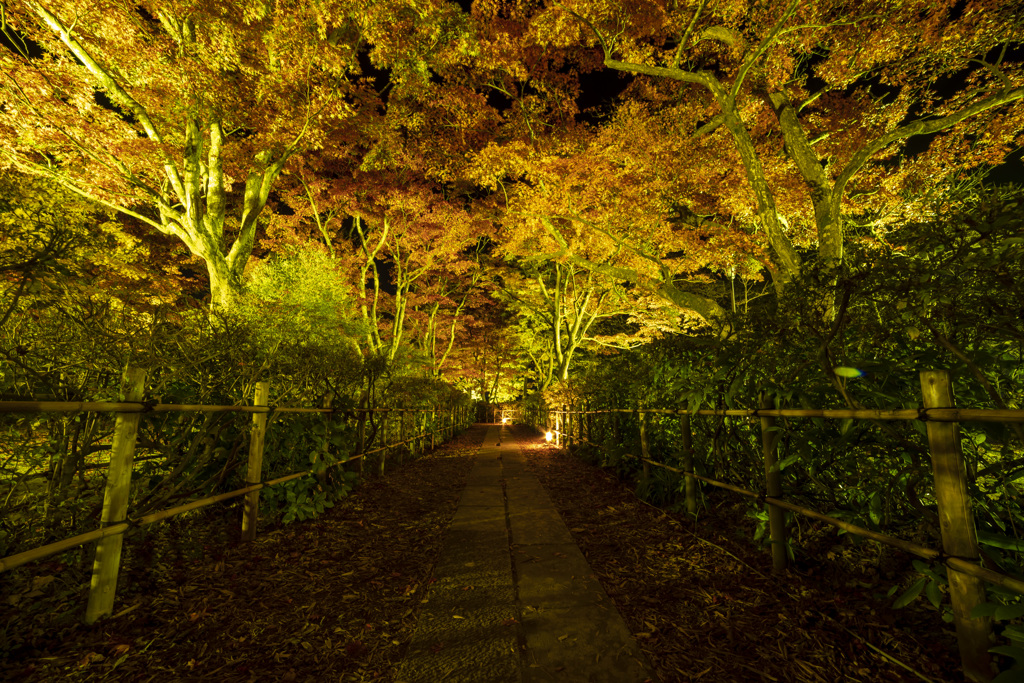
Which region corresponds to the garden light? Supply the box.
[545,431,553,442]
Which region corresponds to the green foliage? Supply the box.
[888,560,948,613]
[559,181,1024,599]
[238,247,366,357]
[971,593,1024,681]
[0,219,470,559]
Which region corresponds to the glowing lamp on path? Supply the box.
[545,431,553,442]
[501,417,508,424]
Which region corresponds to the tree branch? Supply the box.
[729,0,800,105]
[29,2,188,207]
[672,0,709,70]
[835,86,1024,202]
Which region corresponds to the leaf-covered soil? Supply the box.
[2,423,967,682]
[514,425,961,683]
[1,427,482,683]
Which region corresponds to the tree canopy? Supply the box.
[0,0,1019,395]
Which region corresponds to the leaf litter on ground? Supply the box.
[511,425,960,683]
[1,428,481,683]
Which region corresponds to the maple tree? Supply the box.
[463,324,522,403]
[0,0,473,310]
[470,108,767,332]
[0,170,177,332]
[513,0,1023,304]
[276,163,490,363]
[409,259,487,379]
[500,260,647,389]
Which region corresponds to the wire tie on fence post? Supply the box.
[936,550,978,566]
[118,516,143,533]
[917,407,931,421]
[140,399,158,412]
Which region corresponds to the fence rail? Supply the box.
[530,369,1023,683]
[564,407,1024,423]
[0,371,473,626]
[548,427,1024,595]
[0,400,458,415]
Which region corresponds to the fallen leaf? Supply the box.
[31,576,55,590]
[78,652,103,668]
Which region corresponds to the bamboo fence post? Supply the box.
[357,407,366,474]
[586,401,593,444]
[241,381,270,543]
[679,402,697,517]
[430,408,436,450]
[613,404,620,446]
[414,411,421,456]
[317,395,331,488]
[567,404,572,444]
[572,403,577,445]
[565,405,573,448]
[378,411,388,476]
[639,409,651,486]
[761,393,787,573]
[84,367,147,624]
[399,409,407,464]
[557,406,564,447]
[920,370,994,682]
[566,404,572,448]
[566,404,571,446]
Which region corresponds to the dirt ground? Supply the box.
[1,428,481,683]
[1,424,969,682]
[514,425,961,683]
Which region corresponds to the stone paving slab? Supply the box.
[508,508,576,546]
[520,603,650,682]
[513,544,608,608]
[459,485,504,507]
[395,424,652,683]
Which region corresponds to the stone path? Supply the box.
[395,424,652,683]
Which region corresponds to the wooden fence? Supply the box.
[527,370,1024,683]
[0,370,473,625]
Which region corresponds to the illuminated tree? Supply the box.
[522,0,1023,291]
[0,0,470,309]
[500,260,648,389]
